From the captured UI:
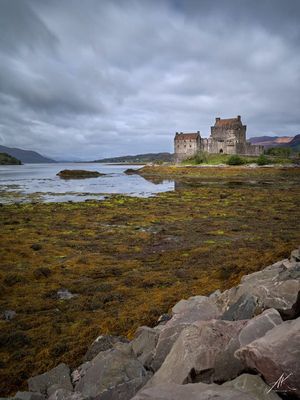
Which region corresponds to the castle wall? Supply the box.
[236,142,264,156]
[174,135,201,162]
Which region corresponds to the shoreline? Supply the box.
[1,167,300,395]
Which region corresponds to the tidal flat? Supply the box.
[0,166,300,395]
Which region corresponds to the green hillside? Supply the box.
[0,152,22,165]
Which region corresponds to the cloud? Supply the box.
[0,0,300,160]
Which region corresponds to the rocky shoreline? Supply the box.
[4,248,300,400]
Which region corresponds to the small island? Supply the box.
[56,169,105,179]
[0,152,22,165]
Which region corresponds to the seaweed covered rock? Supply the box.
[56,170,104,179]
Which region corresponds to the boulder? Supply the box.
[277,289,300,321]
[238,308,282,347]
[221,293,259,320]
[83,335,128,362]
[223,374,281,400]
[132,382,256,400]
[218,254,300,312]
[28,364,72,395]
[131,326,159,369]
[290,247,300,262]
[75,349,150,400]
[151,296,221,371]
[235,317,300,397]
[14,392,45,400]
[2,310,16,321]
[48,389,85,400]
[56,289,77,300]
[214,309,282,382]
[148,319,246,387]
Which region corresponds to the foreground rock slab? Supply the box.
[218,253,300,312]
[223,374,281,400]
[151,296,221,371]
[28,364,72,395]
[236,317,300,397]
[74,349,150,400]
[148,319,246,386]
[132,382,257,400]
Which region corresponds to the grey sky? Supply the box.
[0,0,299,160]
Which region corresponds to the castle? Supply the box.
[174,116,263,162]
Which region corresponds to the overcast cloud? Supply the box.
[0,0,300,160]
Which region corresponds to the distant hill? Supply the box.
[248,136,294,148]
[0,145,55,163]
[288,134,300,151]
[0,152,22,165]
[93,152,174,163]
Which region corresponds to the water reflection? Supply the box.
[0,163,174,204]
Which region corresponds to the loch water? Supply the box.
[0,163,174,203]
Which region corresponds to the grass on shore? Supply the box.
[181,152,294,166]
[0,166,300,395]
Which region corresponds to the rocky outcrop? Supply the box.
[132,374,282,400]
[236,317,300,397]
[74,348,150,400]
[7,247,300,400]
[28,364,72,396]
[83,335,129,362]
[151,295,221,371]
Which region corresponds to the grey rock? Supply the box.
[150,323,190,372]
[291,248,300,262]
[48,389,85,400]
[148,319,246,387]
[56,289,77,300]
[131,326,159,369]
[28,363,72,395]
[223,374,281,400]
[151,296,221,371]
[132,382,256,400]
[277,290,300,320]
[75,349,150,400]
[213,335,245,383]
[214,309,283,382]
[2,310,16,321]
[14,392,45,400]
[218,254,300,311]
[235,317,300,397]
[83,335,128,362]
[221,293,259,320]
[238,308,282,347]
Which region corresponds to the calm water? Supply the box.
[0,163,174,203]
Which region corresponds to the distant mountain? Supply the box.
[0,152,22,165]
[288,134,300,151]
[93,152,174,163]
[0,145,55,163]
[248,136,294,148]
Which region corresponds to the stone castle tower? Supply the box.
[174,116,263,162]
